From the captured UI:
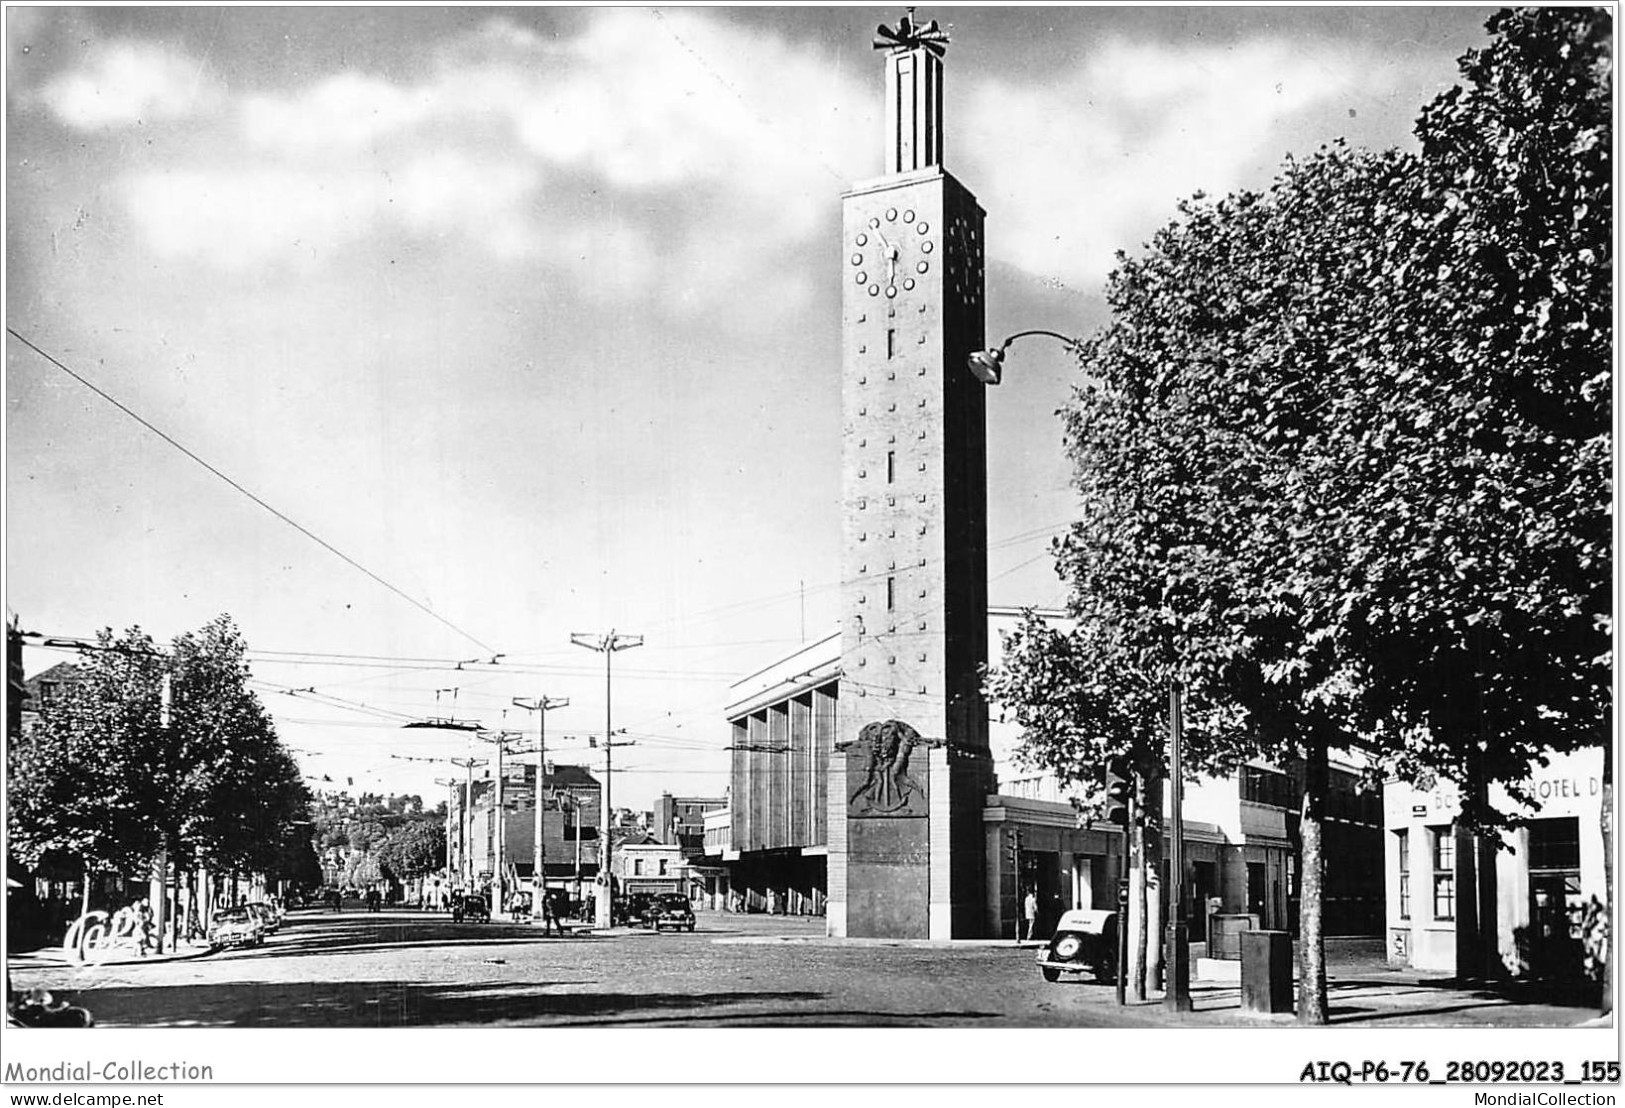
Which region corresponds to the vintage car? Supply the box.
[645,893,696,932]
[244,902,281,934]
[451,894,490,923]
[208,906,267,951]
[612,893,655,928]
[1035,909,1119,983]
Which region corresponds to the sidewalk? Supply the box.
[1124,945,1610,1028]
[8,937,215,970]
[1111,973,1609,1028]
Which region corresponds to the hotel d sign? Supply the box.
[1408,773,1602,822]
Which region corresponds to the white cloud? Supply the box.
[114,10,871,329]
[240,72,441,153]
[123,168,383,271]
[39,40,224,129]
[966,36,1395,287]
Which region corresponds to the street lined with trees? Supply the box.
[987,8,1610,1022]
[7,615,317,947]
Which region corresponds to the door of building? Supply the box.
[1192,860,1217,941]
[1247,862,1267,922]
[1527,817,1585,980]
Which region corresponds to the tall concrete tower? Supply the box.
[827,11,994,940]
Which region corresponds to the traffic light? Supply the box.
[1004,828,1022,866]
[1104,761,1131,825]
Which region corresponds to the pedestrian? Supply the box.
[1023,889,1038,941]
[541,889,559,936]
[135,900,154,956]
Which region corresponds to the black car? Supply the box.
[451,894,490,923]
[645,893,695,932]
[1035,909,1118,983]
[613,893,655,927]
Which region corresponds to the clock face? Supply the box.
[946,213,983,309]
[852,206,933,299]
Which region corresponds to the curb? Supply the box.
[15,944,218,970]
[713,935,1046,949]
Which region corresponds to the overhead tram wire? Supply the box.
[7,328,501,657]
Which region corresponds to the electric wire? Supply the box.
[6,327,501,657]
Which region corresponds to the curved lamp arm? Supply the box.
[967,329,1083,385]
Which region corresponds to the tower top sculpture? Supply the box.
[872,8,949,175]
[873,8,950,57]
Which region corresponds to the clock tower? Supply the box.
[828,11,995,940]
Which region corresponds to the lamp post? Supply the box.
[968,329,1191,1009]
[1165,681,1192,1011]
[570,630,643,929]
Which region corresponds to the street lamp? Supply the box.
[968,327,1191,1011]
[966,329,1083,385]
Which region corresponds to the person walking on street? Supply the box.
[1023,889,1039,942]
[135,900,154,956]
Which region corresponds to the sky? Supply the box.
[5,4,1501,813]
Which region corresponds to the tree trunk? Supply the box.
[1602,740,1613,1015]
[1297,740,1328,1024]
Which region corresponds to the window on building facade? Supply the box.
[1431,826,1455,920]
[1395,829,1410,918]
[658,858,668,876]
[633,858,644,876]
[1242,766,1293,809]
[1527,817,1581,871]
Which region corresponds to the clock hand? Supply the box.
[874,228,898,282]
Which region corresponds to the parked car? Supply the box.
[208,906,267,951]
[612,893,655,928]
[645,893,695,932]
[451,894,490,923]
[1034,908,1118,983]
[244,902,281,934]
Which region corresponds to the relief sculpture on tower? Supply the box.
[838,719,941,818]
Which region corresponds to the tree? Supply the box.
[8,617,314,929]
[992,8,1609,1021]
[6,634,168,893]
[1352,7,1612,993]
[377,819,446,884]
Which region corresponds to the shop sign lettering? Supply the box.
[1530,776,1600,801]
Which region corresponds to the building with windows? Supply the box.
[652,793,727,857]
[613,834,693,898]
[708,621,1387,941]
[447,763,601,894]
[1384,746,1606,986]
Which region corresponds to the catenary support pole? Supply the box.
[513,695,568,927]
[570,631,643,929]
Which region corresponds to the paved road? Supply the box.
[8,909,1151,1028]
